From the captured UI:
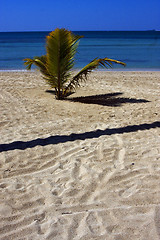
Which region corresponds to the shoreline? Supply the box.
[1,68,160,72]
[0,71,160,239]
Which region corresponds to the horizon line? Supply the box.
[0,29,159,33]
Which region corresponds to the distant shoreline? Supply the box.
[0,69,160,72]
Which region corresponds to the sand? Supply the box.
[0,71,160,240]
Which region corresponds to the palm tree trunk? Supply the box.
[57,74,61,99]
[57,38,61,100]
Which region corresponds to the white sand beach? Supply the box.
[0,71,160,240]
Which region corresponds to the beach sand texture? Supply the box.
[0,71,160,240]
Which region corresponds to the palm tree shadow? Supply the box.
[68,92,150,106]
[0,121,159,153]
[46,91,149,106]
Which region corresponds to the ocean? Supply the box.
[0,31,160,71]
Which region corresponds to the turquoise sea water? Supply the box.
[0,31,160,70]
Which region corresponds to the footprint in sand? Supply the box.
[114,135,125,170]
[0,203,13,216]
[119,183,138,198]
[102,135,126,183]
[154,206,160,239]
[114,136,139,198]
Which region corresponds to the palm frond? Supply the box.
[24,58,35,70]
[46,28,82,88]
[24,55,53,82]
[65,57,126,92]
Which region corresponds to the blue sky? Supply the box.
[0,0,160,31]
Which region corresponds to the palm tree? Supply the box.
[24,28,126,100]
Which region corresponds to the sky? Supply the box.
[0,0,160,32]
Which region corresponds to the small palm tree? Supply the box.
[24,28,126,100]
